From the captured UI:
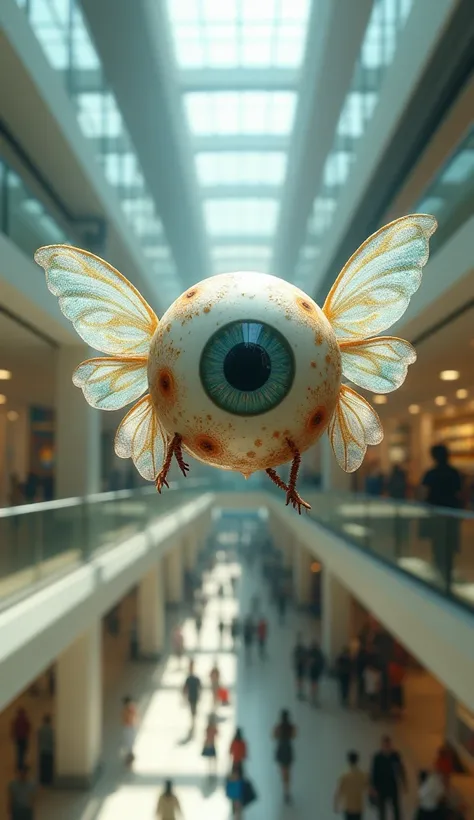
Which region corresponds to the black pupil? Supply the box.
[223,343,271,391]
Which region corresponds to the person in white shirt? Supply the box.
[363,663,381,720]
[416,769,444,818]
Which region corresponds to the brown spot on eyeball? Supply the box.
[185,288,197,299]
[194,434,223,457]
[157,367,176,402]
[166,324,171,333]
[325,354,331,364]
[206,414,212,420]
[254,439,262,447]
[296,296,315,315]
[272,431,280,439]
[246,451,256,458]
[203,306,211,313]
[315,332,323,345]
[306,406,327,432]
[311,361,317,368]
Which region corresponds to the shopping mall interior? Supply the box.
[0,0,474,818]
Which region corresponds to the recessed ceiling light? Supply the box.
[0,369,11,380]
[408,404,420,414]
[456,388,468,399]
[435,395,447,406]
[0,395,6,405]
[439,370,460,381]
[373,395,387,405]
[7,410,18,422]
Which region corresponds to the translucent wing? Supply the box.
[73,357,148,410]
[340,337,416,393]
[35,245,158,355]
[323,215,437,342]
[328,385,383,473]
[114,395,168,481]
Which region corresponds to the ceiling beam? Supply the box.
[200,184,280,199]
[81,0,211,286]
[207,235,273,246]
[272,0,373,280]
[192,135,290,152]
[180,68,299,92]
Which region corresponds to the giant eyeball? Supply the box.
[148,272,342,476]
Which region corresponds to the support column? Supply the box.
[56,346,101,498]
[165,543,184,605]
[293,542,312,607]
[322,570,351,667]
[138,561,165,659]
[56,622,102,788]
[183,536,198,572]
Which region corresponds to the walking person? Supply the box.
[273,709,297,805]
[256,617,268,660]
[210,661,220,707]
[156,779,183,819]
[194,612,203,643]
[364,661,381,720]
[307,640,325,706]
[173,626,185,667]
[231,616,241,650]
[420,445,462,580]
[292,634,307,700]
[11,709,31,772]
[202,714,218,777]
[243,615,255,662]
[370,735,407,820]
[334,750,369,819]
[230,728,247,769]
[415,770,444,819]
[37,715,54,786]
[226,762,244,819]
[218,619,225,646]
[355,642,369,708]
[183,660,201,735]
[336,647,354,708]
[8,766,36,820]
[121,696,138,767]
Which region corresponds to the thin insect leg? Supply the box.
[155,436,175,493]
[285,439,311,514]
[173,434,190,478]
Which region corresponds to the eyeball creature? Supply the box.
[35,214,436,513]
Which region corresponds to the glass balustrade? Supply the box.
[1,480,473,616]
[304,490,474,612]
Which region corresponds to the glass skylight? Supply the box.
[441,150,474,185]
[204,199,279,235]
[211,245,272,259]
[295,0,415,287]
[184,92,296,135]
[167,0,310,69]
[196,152,287,185]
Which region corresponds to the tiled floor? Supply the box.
[4,554,472,819]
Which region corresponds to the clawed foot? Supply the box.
[155,433,189,492]
[285,487,311,515]
[155,473,169,493]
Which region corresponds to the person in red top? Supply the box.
[230,728,247,767]
[388,661,405,717]
[434,741,456,786]
[257,617,268,660]
[11,707,31,770]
